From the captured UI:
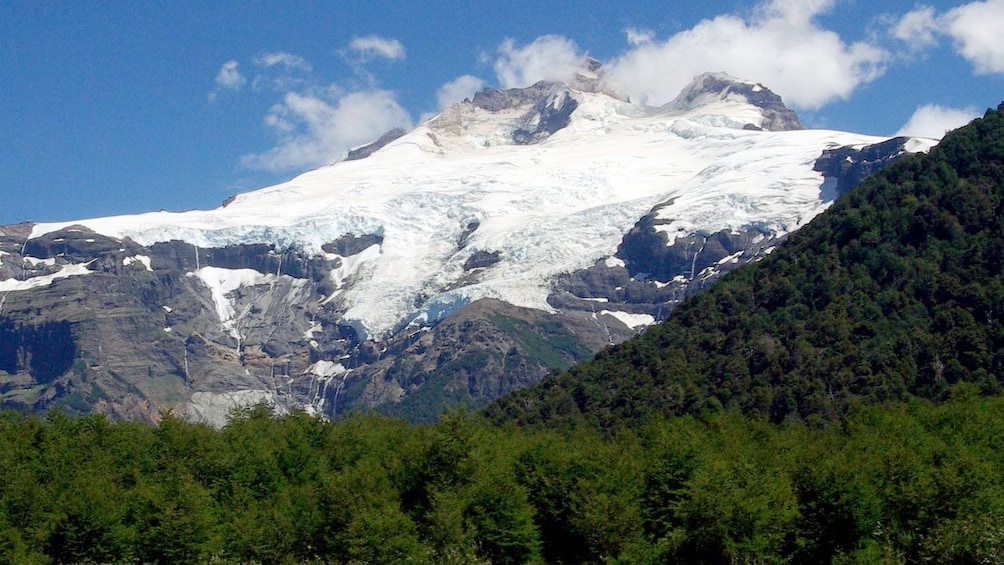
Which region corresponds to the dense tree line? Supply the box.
[489,103,1004,430]
[1,390,1003,564]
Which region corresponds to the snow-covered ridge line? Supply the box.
[22,75,929,340]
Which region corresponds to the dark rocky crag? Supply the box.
[813,136,918,198]
[344,128,408,161]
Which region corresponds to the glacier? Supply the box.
[26,74,935,341]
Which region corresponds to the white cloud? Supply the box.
[349,35,406,61]
[436,75,486,109]
[605,0,887,109]
[624,27,655,46]
[209,60,246,101]
[944,0,1004,74]
[214,61,246,89]
[894,104,980,139]
[255,52,312,71]
[891,6,939,52]
[241,89,412,172]
[494,35,585,89]
[237,46,413,172]
[889,1,1004,75]
[249,52,313,92]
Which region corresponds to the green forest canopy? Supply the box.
[2,393,1004,564]
[489,102,1004,431]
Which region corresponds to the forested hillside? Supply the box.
[489,103,1004,430]
[2,395,1004,564]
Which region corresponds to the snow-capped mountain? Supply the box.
[0,72,935,423]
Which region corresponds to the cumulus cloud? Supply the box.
[209,61,246,101]
[215,61,246,89]
[890,1,1004,75]
[436,75,486,109]
[605,0,887,109]
[242,89,412,172]
[894,104,981,139]
[349,35,406,61]
[944,0,1004,74]
[494,35,586,89]
[227,46,415,172]
[891,6,939,52]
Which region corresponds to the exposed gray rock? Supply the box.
[463,250,501,270]
[548,221,783,330]
[2,221,609,425]
[456,219,480,248]
[340,299,604,423]
[566,57,628,101]
[0,225,345,422]
[814,136,914,198]
[471,82,555,112]
[670,72,802,131]
[344,128,408,161]
[321,233,384,257]
[470,81,582,144]
[618,218,782,283]
[23,226,137,262]
[0,320,76,385]
[183,389,287,428]
[513,88,579,144]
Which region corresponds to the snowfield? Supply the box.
[27,80,930,339]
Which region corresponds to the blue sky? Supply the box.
[2,0,1002,225]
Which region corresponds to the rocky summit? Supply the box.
[0,72,935,424]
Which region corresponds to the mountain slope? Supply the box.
[489,102,1004,430]
[0,73,933,422]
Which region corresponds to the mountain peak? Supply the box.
[568,57,629,101]
[429,81,582,146]
[4,62,936,423]
[667,72,802,131]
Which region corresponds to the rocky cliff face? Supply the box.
[0,72,933,424]
[0,226,330,423]
[812,136,922,198]
[0,221,622,425]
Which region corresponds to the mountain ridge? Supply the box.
[0,73,936,423]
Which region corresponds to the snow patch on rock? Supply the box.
[600,310,656,329]
[187,266,307,340]
[0,262,94,292]
[123,255,153,271]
